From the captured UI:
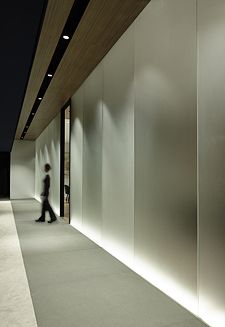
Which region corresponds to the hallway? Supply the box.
[0,199,208,327]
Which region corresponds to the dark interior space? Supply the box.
[0,152,10,198]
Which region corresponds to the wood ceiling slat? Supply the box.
[15,0,74,138]
[20,0,150,140]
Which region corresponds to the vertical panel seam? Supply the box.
[81,86,84,228]
[101,59,105,245]
[133,21,136,265]
[196,0,200,316]
[101,62,104,245]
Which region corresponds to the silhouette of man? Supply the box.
[35,163,57,223]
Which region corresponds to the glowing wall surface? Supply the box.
[70,86,84,230]
[71,0,197,311]
[83,64,103,244]
[134,0,197,312]
[198,1,225,326]
[102,26,135,266]
[69,0,225,326]
[11,140,35,199]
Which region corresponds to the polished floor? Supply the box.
[4,199,209,327]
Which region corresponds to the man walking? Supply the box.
[35,163,57,223]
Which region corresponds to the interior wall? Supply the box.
[10,140,35,199]
[134,0,197,312]
[70,86,84,230]
[82,64,103,244]
[198,1,225,326]
[102,26,135,266]
[69,0,225,325]
[35,113,60,216]
[70,0,197,316]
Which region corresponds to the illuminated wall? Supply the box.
[71,86,84,230]
[82,64,103,244]
[198,1,225,326]
[10,140,35,199]
[134,0,197,313]
[71,27,135,260]
[69,0,225,326]
[35,113,60,216]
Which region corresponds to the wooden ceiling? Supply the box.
[16,0,150,140]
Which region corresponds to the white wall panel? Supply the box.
[134,0,197,313]
[102,26,135,266]
[10,140,35,199]
[69,1,225,325]
[35,113,60,215]
[198,1,225,326]
[83,64,103,244]
[70,86,84,229]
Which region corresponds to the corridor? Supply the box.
[0,199,208,327]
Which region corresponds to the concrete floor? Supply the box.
[0,201,37,327]
[10,199,208,327]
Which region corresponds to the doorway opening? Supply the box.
[0,152,10,199]
[60,102,70,223]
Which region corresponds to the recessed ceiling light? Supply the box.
[63,35,69,40]
[47,73,53,77]
[38,97,42,100]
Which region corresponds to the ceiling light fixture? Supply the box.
[20,0,91,140]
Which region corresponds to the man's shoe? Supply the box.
[35,218,45,222]
[48,218,57,224]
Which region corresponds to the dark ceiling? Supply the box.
[0,1,47,152]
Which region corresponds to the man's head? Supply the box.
[44,163,51,172]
